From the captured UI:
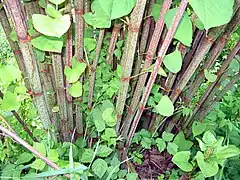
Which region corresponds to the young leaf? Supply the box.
[163,50,182,73]
[1,91,20,111]
[83,0,136,28]
[92,158,108,178]
[189,0,234,30]
[196,151,219,178]
[156,138,166,152]
[172,151,193,172]
[9,29,18,42]
[32,14,71,38]
[192,121,207,137]
[102,108,117,127]
[202,131,217,145]
[96,145,113,157]
[68,82,83,98]
[162,131,174,142]
[31,35,63,53]
[167,142,178,155]
[48,149,59,162]
[141,137,152,149]
[164,8,193,46]
[204,69,217,82]
[156,95,174,117]
[45,4,62,18]
[173,132,193,151]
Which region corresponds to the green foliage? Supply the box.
[204,69,217,82]
[163,50,183,73]
[83,0,137,28]
[172,151,193,172]
[156,95,174,116]
[32,14,71,38]
[164,8,193,46]
[189,0,234,29]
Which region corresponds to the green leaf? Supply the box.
[36,165,87,178]
[156,138,166,152]
[0,65,21,84]
[156,95,174,117]
[16,153,34,165]
[196,151,219,178]
[9,29,18,42]
[167,142,178,155]
[35,49,45,62]
[83,0,136,28]
[49,0,66,5]
[30,159,46,170]
[229,58,240,72]
[172,151,193,172]
[48,149,59,162]
[45,4,62,18]
[204,69,217,82]
[127,173,138,180]
[84,38,96,51]
[173,132,193,151]
[102,108,117,127]
[64,59,86,83]
[68,82,83,98]
[202,131,217,145]
[1,91,20,111]
[38,0,47,8]
[216,145,240,159]
[33,142,46,156]
[81,149,94,163]
[32,14,71,38]
[147,65,167,77]
[163,50,182,73]
[189,0,234,30]
[164,8,193,46]
[195,17,205,30]
[92,108,105,132]
[92,158,108,178]
[141,137,152,149]
[192,121,207,137]
[97,145,113,157]
[162,131,174,142]
[31,35,63,53]
[151,3,162,22]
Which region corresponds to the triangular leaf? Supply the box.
[172,151,193,172]
[156,95,174,116]
[163,50,182,73]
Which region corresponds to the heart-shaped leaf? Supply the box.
[204,69,217,82]
[31,35,63,53]
[172,151,193,172]
[164,8,193,46]
[189,0,234,30]
[163,50,182,73]
[32,14,71,38]
[68,82,83,97]
[156,95,174,116]
[45,4,62,18]
[196,151,219,178]
[83,0,136,28]
[64,59,86,83]
[192,121,207,137]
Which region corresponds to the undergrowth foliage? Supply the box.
[0,0,240,179]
